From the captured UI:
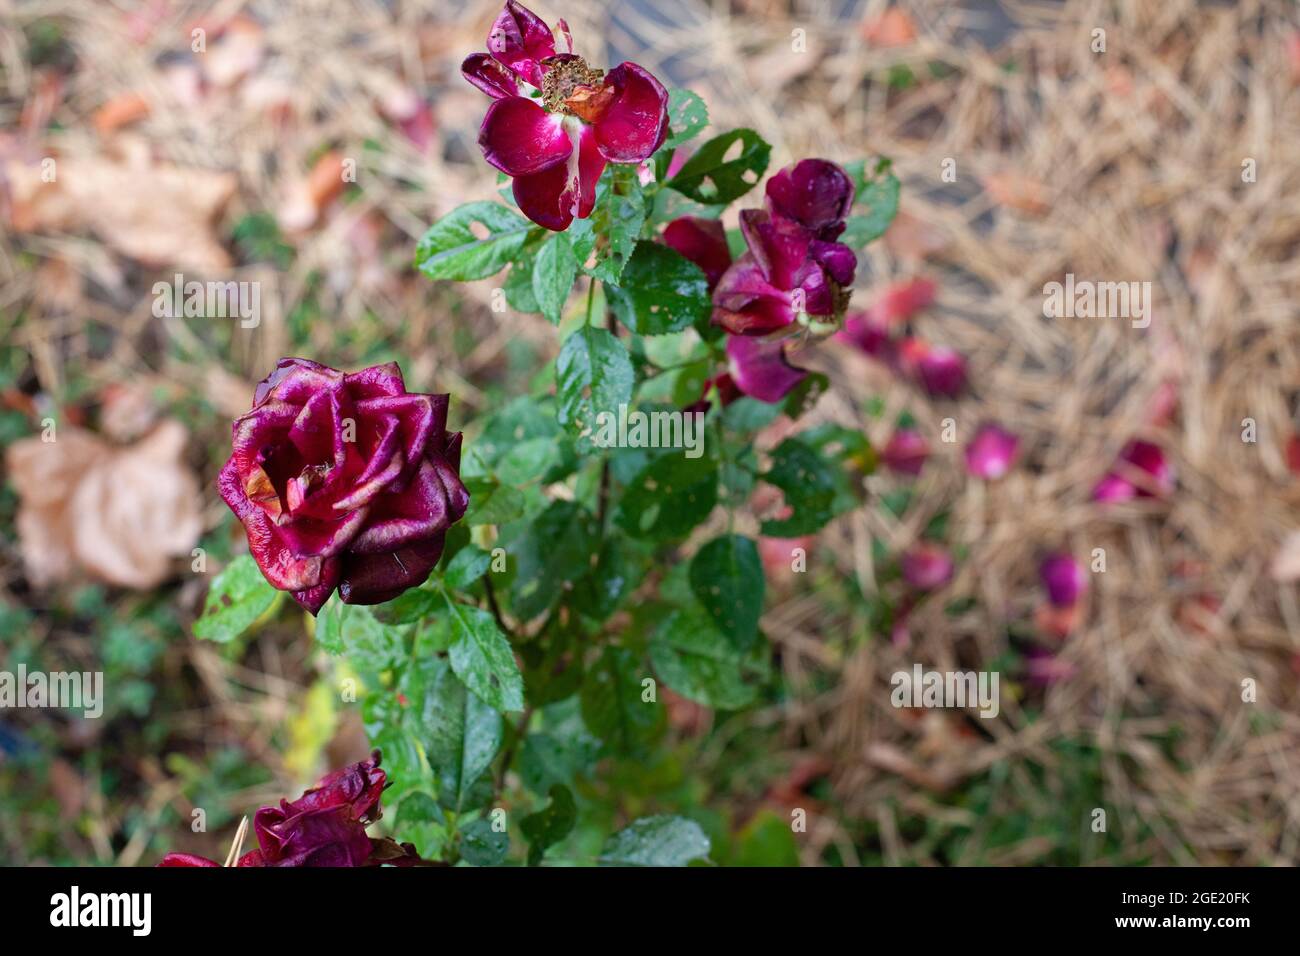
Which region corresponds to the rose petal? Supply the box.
[485,0,555,88]
[900,544,953,591]
[712,254,796,335]
[882,428,928,476]
[338,536,446,605]
[965,424,1020,480]
[1040,552,1087,607]
[662,216,731,289]
[461,51,522,99]
[592,62,668,163]
[726,335,807,403]
[512,122,604,230]
[478,96,571,177]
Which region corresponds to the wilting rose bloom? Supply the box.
[159,751,426,868]
[965,423,1019,480]
[713,160,858,336]
[898,337,967,398]
[1039,552,1086,607]
[881,427,929,476]
[662,215,810,406]
[1092,439,1174,502]
[218,358,469,613]
[463,1,667,230]
[900,543,954,591]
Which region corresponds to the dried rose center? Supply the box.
[541,56,610,120]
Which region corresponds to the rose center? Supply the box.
[541,55,612,121]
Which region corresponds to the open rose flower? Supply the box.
[463,0,668,230]
[662,215,811,405]
[713,163,858,336]
[159,751,427,867]
[218,358,469,613]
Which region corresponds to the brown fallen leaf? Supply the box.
[92,92,151,135]
[3,141,237,271]
[982,171,1050,216]
[6,420,202,590]
[278,150,348,233]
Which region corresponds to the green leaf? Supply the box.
[606,243,710,336]
[616,450,719,542]
[689,534,764,651]
[443,545,492,591]
[580,646,663,753]
[520,784,577,866]
[463,477,530,526]
[193,555,278,643]
[600,815,711,867]
[663,89,709,149]
[519,725,600,794]
[570,167,646,283]
[650,607,770,709]
[556,324,634,450]
[840,157,900,247]
[444,595,525,712]
[532,231,579,323]
[509,500,599,620]
[415,201,535,281]
[759,438,838,536]
[666,128,771,205]
[460,816,510,866]
[372,585,440,625]
[313,595,347,654]
[418,659,503,811]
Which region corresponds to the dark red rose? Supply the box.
[158,751,429,868]
[464,1,669,230]
[218,358,468,613]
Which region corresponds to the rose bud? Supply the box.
[218,358,469,613]
[1039,552,1086,607]
[897,337,967,398]
[725,334,808,403]
[1091,439,1174,502]
[881,427,929,476]
[764,158,855,240]
[900,543,954,591]
[463,1,668,230]
[662,216,732,291]
[964,423,1020,480]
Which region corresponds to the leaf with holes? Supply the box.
[663,89,709,149]
[616,450,719,542]
[840,157,900,247]
[415,201,535,281]
[666,128,771,205]
[759,438,839,537]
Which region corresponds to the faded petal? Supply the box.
[1040,552,1087,608]
[338,536,446,605]
[712,254,796,335]
[479,96,571,177]
[485,0,555,88]
[461,52,522,99]
[882,428,928,476]
[592,62,669,163]
[726,335,807,403]
[900,544,954,591]
[965,424,1020,480]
